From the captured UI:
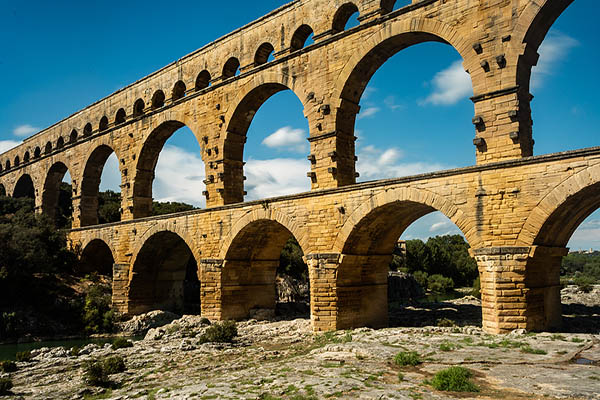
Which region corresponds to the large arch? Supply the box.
[219,217,308,321]
[80,144,122,227]
[132,120,203,218]
[41,161,72,225]
[128,230,200,315]
[13,174,35,200]
[221,76,307,203]
[79,239,115,276]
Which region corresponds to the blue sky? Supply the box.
[0,1,598,250]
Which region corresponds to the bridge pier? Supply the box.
[474,246,566,334]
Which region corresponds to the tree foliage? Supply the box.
[278,237,308,281]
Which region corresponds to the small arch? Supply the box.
[13,156,20,167]
[13,174,35,199]
[23,152,30,163]
[44,142,52,154]
[115,108,126,125]
[83,123,93,137]
[254,42,275,66]
[290,24,314,51]
[99,116,109,132]
[56,136,65,149]
[151,90,165,109]
[332,2,360,33]
[0,184,5,196]
[222,57,240,79]
[70,129,78,143]
[4,160,10,170]
[133,98,145,117]
[0,165,3,174]
[42,161,71,226]
[79,239,115,276]
[34,147,41,158]
[195,70,211,90]
[381,0,410,13]
[172,80,186,101]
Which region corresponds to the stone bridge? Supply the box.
[0,0,592,334]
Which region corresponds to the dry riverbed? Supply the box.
[3,289,600,399]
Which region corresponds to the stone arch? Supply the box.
[220,74,307,203]
[79,238,115,276]
[172,80,186,101]
[99,116,109,132]
[133,98,145,117]
[44,141,52,154]
[56,136,65,149]
[132,118,203,218]
[79,234,118,265]
[41,160,73,224]
[115,108,126,125]
[381,0,410,13]
[80,143,123,227]
[13,155,20,167]
[290,24,314,51]
[254,42,275,66]
[23,151,30,163]
[331,2,359,33]
[518,163,600,248]
[128,229,200,315]
[34,147,41,158]
[13,174,35,200]
[151,90,166,109]
[70,129,78,144]
[222,57,240,79]
[218,212,309,320]
[5,160,10,170]
[195,70,211,90]
[83,123,93,137]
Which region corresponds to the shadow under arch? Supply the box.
[79,239,115,276]
[42,161,72,225]
[128,230,200,315]
[219,217,308,321]
[13,174,35,200]
[132,120,203,218]
[222,77,307,204]
[80,144,123,227]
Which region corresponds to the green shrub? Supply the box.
[0,377,12,395]
[437,318,456,327]
[70,346,80,357]
[83,360,110,387]
[198,321,238,344]
[111,337,133,350]
[471,276,481,298]
[520,345,546,355]
[574,276,595,293]
[428,367,479,392]
[393,351,421,366]
[439,341,456,352]
[413,271,429,289]
[427,274,454,293]
[15,351,31,362]
[0,360,17,373]
[83,284,115,334]
[102,356,126,374]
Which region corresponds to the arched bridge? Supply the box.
[1,0,593,334]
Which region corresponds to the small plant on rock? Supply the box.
[15,351,31,362]
[437,318,456,327]
[111,337,133,350]
[0,360,17,373]
[0,377,13,395]
[198,320,237,344]
[394,351,421,366]
[84,360,110,387]
[102,356,126,374]
[427,366,479,392]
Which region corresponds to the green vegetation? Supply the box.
[0,377,13,395]
[436,318,456,327]
[393,351,421,366]
[84,284,115,334]
[0,360,17,373]
[102,356,126,374]
[427,366,479,392]
[15,351,31,362]
[561,252,600,290]
[198,321,238,344]
[84,356,126,387]
[111,338,134,350]
[520,345,547,355]
[278,237,309,282]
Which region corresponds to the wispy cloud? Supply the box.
[384,96,404,111]
[153,145,206,207]
[261,126,308,153]
[0,140,20,154]
[357,144,449,180]
[245,158,311,200]
[420,60,472,106]
[430,220,451,232]
[357,107,380,120]
[13,124,39,137]
[532,31,579,89]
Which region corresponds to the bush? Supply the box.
[83,360,110,387]
[0,360,17,373]
[70,346,80,357]
[428,367,479,392]
[111,337,133,350]
[413,271,429,289]
[83,284,114,334]
[427,274,454,293]
[0,377,12,395]
[198,321,238,344]
[199,318,211,326]
[574,275,595,293]
[437,318,456,327]
[15,351,31,362]
[471,276,481,298]
[393,351,421,366]
[102,356,126,374]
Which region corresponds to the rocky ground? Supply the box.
[2,286,599,399]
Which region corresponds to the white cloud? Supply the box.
[402,212,463,241]
[532,31,579,89]
[384,96,404,111]
[357,144,449,181]
[430,220,451,232]
[568,217,600,251]
[13,124,39,137]
[362,87,377,100]
[357,107,380,120]
[421,60,472,106]
[0,140,20,154]
[153,145,206,207]
[245,158,311,200]
[99,153,122,192]
[261,126,308,153]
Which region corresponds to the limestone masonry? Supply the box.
[0,0,591,334]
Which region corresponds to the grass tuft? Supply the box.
[427,366,479,392]
[393,351,421,366]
